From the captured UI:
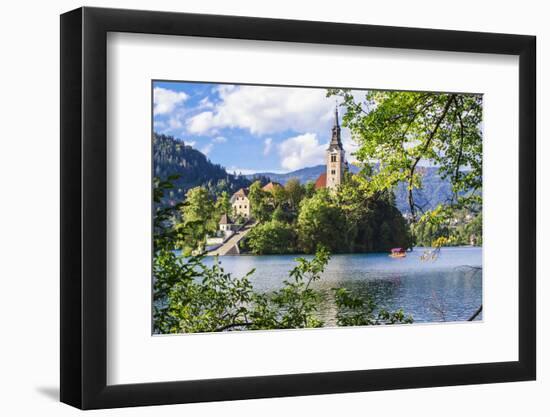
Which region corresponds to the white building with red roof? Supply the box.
[230,187,251,218]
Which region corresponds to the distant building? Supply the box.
[231,188,250,218]
[206,213,235,247]
[262,181,283,192]
[219,213,233,234]
[315,107,347,191]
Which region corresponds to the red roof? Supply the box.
[262,181,282,192]
[314,173,327,189]
[232,187,249,198]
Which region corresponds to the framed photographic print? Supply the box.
[60,6,536,410]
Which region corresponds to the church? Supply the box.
[228,107,347,222]
[314,107,347,191]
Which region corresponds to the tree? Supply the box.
[153,175,184,251]
[303,181,316,198]
[328,90,482,224]
[333,174,412,252]
[297,190,347,253]
[179,186,216,253]
[248,181,273,222]
[284,178,305,210]
[215,191,231,218]
[271,206,287,222]
[154,246,330,333]
[245,220,297,254]
[271,183,288,208]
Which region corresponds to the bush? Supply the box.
[297,190,348,253]
[246,220,297,254]
[154,247,331,333]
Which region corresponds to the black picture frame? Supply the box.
[60,6,536,410]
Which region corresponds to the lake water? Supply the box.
[203,247,482,325]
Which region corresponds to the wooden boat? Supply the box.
[389,247,407,258]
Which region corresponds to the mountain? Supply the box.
[153,133,254,205]
[247,165,454,214]
[394,166,455,214]
[154,133,455,214]
[246,165,333,185]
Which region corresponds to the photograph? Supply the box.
[152,81,483,334]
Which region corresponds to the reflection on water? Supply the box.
[203,247,482,325]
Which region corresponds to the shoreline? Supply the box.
[202,245,482,258]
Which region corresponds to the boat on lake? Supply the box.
[389,247,407,258]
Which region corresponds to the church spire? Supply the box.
[328,105,343,150]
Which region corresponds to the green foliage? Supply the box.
[327,90,482,212]
[245,220,298,255]
[154,246,331,333]
[414,209,482,247]
[272,206,286,222]
[248,181,273,222]
[178,186,217,254]
[154,250,257,333]
[295,183,411,254]
[271,184,288,208]
[303,181,317,198]
[285,178,305,210]
[215,191,232,217]
[246,164,460,216]
[265,246,330,329]
[334,174,412,252]
[153,175,185,251]
[297,189,348,253]
[327,88,482,246]
[334,288,413,326]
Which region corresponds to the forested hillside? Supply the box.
[153,133,254,205]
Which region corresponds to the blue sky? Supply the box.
[153,81,360,174]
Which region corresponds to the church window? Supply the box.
[331,155,337,162]
[331,169,336,175]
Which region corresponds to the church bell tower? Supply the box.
[326,107,346,191]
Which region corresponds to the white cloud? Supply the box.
[263,138,273,156]
[167,116,183,129]
[153,87,188,115]
[278,133,325,171]
[201,143,214,155]
[198,96,214,109]
[213,136,227,143]
[187,111,216,134]
[186,140,196,148]
[186,85,336,135]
